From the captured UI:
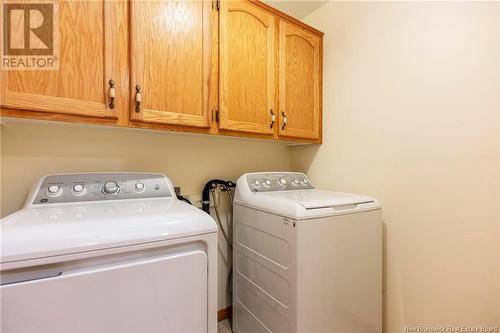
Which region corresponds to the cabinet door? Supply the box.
[0,1,122,118]
[130,1,212,128]
[219,0,275,135]
[279,21,321,140]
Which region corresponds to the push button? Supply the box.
[135,182,145,192]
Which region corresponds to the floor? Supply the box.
[218,319,232,333]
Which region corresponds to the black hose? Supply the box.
[202,179,235,213]
[177,195,192,205]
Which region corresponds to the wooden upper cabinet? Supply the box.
[278,21,321,140]
[130,0,212,128]
[219,0,275,135]
[0,1,123,118]
[1,0,323,143]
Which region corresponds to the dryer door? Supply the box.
[1,249,208,332]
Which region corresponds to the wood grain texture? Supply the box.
[219,0,275,135]
[111,0,131,127]
[1,106,322,144]
[130,0,212,128]
[1,0,323,144]
[209,0,219,134]
[249,0,324,37]
[278,20,321,140]
[1,1,121,118]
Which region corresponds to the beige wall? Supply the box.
[0,121,291,216]
[0,120,292,310]
[292,1,500,331]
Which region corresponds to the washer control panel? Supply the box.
[32,173,172,205]
[246,172,314,192]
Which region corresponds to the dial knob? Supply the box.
[278,178,287,186]
[251,180,260,189]
[263,180,272,188]
[47,184,62,196]
[72,184,85,195]
[300,178,309,186]
[73,184,84,192]
[292,179,300,186]
[102,181,120,195]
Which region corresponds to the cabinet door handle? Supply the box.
[108,80,116,109]
[135,85,142,113]
[281,111,287,130]
[270,109,275,128]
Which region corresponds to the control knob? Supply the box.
[72,184,85,195]
[102,181,120,195]
[251,180,261,189]
[47,184,62,197]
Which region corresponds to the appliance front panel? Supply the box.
[233,204,297,333]
[1,250,208,332]
[296,209,382,333]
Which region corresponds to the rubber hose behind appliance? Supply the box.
[203,180,235,327]
[202,179,235,213]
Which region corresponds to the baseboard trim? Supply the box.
[217,306,232,322]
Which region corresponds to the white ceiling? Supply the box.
[262,0,328,19]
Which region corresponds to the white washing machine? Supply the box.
[233,172,382,333]
[1,172,217,333]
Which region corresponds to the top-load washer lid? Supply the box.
[265,189,377,210]
[1,173,217,270]
[233,172,381,220]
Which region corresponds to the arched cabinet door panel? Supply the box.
[1,1,125,118]
[278,21,321,140]
[130,0,213,128]
[219,0,276,135]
